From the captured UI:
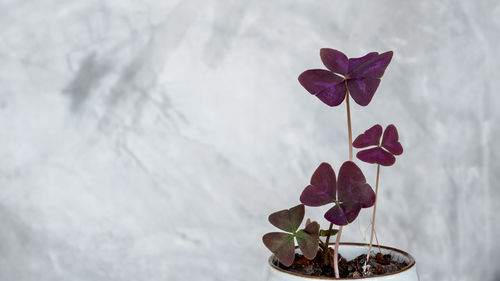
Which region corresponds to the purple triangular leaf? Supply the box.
[298,69,346,106]
[381,124,403,155]
[324,205,349,226]
[353,124,383,148]
[349,51,393,78]
[355,183,376,208]
[320,48,348,75]
[268,204,304,233]
[300,163,336,206]
[356,147,396,166]
[347,52,379,75]
[324,203,364,226]
[262,232,295,267]
[338,182,376,209]
[324,162,374,226]
[295,221,319,260]
[337,161,374,206]
[340,202,363,224]
[300,185,333,207]
[347,77,381,106]
[337,161,368,201]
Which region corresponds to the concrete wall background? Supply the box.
[1,1,499,280]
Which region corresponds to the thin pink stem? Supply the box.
[332,81,353,278]
[333,225,343,278]
[345,82,353,161]
[364,164,381,268]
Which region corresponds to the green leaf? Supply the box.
[262,232,295,266]
[295,221,319,260]
[268,204,304,233]
[319,229,339,237]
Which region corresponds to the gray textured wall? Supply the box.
[1,0,499,280]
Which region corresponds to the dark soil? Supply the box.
[274,248,408,278]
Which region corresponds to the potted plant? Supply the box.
[263,49,419,280]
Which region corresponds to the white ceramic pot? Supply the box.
[266,243,419,281]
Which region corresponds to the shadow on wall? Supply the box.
[0,204,54,280]
[63,52,111,112]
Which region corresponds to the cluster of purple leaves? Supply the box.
[263,162,375,266]
[298,48,393,107]
[353,124,403,166]
[300,161,375,225]
[263,49,401,267]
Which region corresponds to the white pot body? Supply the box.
[266,243,419,281]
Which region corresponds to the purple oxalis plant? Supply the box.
[263,49,399,278]
[353,124,403,166]
[300,162,375,226]
[353,124,403,270]
[298,48,393,107]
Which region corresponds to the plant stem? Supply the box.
[333,225,343,278]
[319,239,335,261]
[332,81,353,279]
[365,164,381,267]
[323,222,334,263]
[345,81,353,161]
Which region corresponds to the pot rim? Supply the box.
[268,242,416,280]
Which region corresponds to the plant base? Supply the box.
[267,243,419,280]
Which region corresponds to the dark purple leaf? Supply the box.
[347,52,379,75]
[354,183,376,208]
[324,204,349,225]
[320,48,348,75]
[340,182,376,209]
[337,161,374,207]
[262,232,295,266]
[323,161,374,226]
[323,203,363,226]
[300,163,337,206]
[381,124,403,155]
[347,77,381,106]
[352,124,383,148]
[300,49,393,107]
[295,221,320,260]
[356,147,396,166]
[354,124,403,165]
[341,202,363,222]
[298,69,346,106]
[268,204,304,233]
[299,161,374,227]
[349,51,393,78]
